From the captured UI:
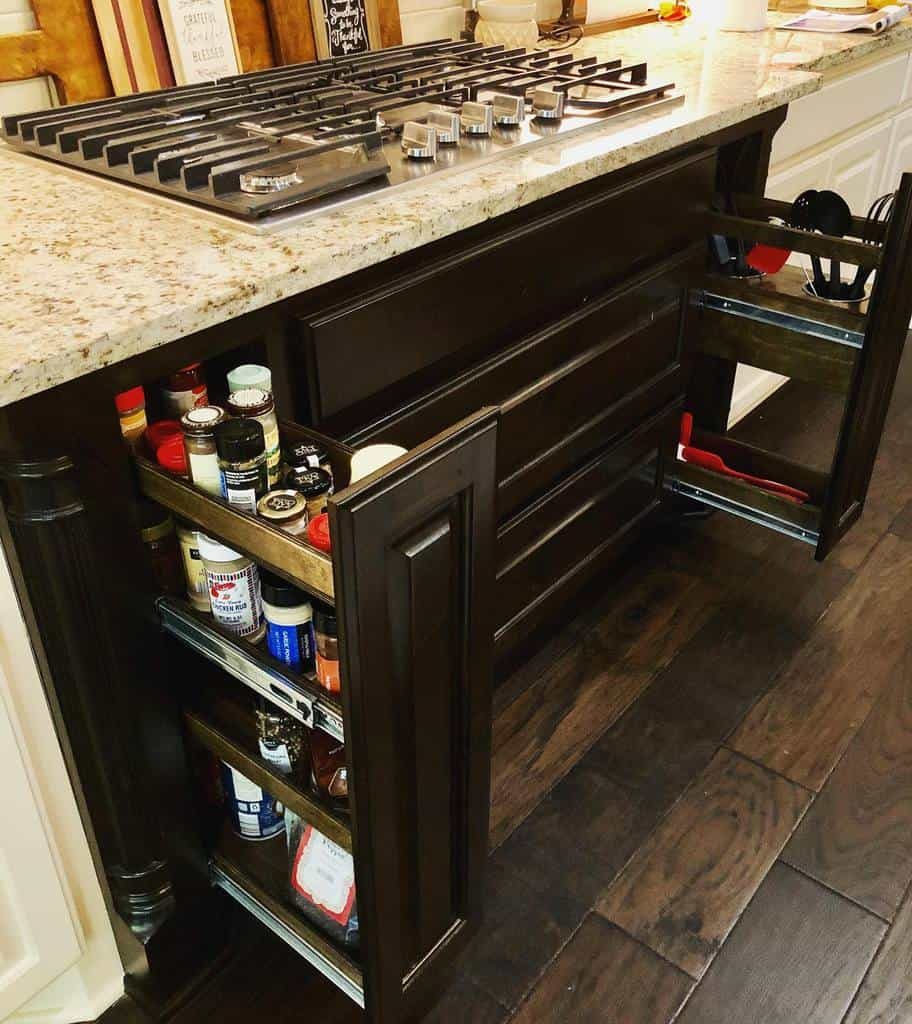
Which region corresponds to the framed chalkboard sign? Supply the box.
[310,0,381,57]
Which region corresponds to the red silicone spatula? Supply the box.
[678,413,809,504]
[746,243,791,275]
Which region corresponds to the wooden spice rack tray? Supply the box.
[160,597,344,740]
[211,824,363,1007]
[185,708,351,851]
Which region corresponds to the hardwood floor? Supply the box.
[163,349,912,1023]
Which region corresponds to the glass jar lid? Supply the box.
[257,489,308,523]
[227,387,274,418]
[181,405,226,434]
[287,467,332,498]
[216,418,265,463]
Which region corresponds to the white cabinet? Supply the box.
[0,673,81,1018]
[881,106,912,194]
[830,122,894,216]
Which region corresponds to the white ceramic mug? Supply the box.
[717,0,767,31]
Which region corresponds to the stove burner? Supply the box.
[1,41,679,224]
[239,161,302,193]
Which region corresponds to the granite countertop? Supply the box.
[2,12,911,408]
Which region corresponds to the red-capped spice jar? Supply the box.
[306,513,331,553]
[162,363,208,418]
[145,419,182,453]
[115,387,147,451]
[156,434,189,477]
[314,608,340,694]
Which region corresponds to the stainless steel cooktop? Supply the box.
[2,39,680,226]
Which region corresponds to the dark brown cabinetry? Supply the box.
[2,112,911,1024]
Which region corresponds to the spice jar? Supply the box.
[288,467,333,521]
[307,513,331,553]
[227,364,272,395]
[256,702,303,776]
[181,405,226,497]
[222,763,284,841]
[257,490,309,536]
[227,388,281,487]
[139,502,184,595]
[349,444,407,483]
[198,533,265,642]
[285,441,333,486]
[115,387,147,451]
[176,521,210,612]
[309,727,348,805]
[261,571,315,670]
[156,434,189,477]
[145,419,182,453]
[314,608,340,694]
[215,418,268,513]
[162,362,208,418]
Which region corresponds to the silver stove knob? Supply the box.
[401,121,437,160]
[460,101,494,137]
[532,88,565,120]
[428,108,460,145]
[492,94,525,127]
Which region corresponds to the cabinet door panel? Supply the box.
[329,408,497,1022]
[829,122,893,218]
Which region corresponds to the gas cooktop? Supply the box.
[1,40,680,226]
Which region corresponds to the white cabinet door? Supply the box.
[830,121,894,217]
[881,106,912,194]
[0,680,81,1018]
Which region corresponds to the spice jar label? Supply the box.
[207,566,262,637]
[259,739,292,775]
[291,826,356,924]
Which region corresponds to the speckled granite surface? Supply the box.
[1,13,910,407]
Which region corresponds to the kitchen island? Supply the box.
[2,15,912,1024]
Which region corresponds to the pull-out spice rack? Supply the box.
[132,406,499,1022]
[669,173,912,560]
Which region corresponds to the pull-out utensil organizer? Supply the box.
[671,173,912,560]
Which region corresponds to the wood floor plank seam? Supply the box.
[591,909,709,980]
[720,744,817,795]
[837,894,907,1024]
[779,856,895,927]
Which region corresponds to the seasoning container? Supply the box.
[215,418,268,513]
[314,608,340,694]
[256,702,303,776]
[349,444,407,483]
[115,387,147,451]
[285,440,333,486]
[288,467,333,521]
[257,489,309,536]
[261,571,315,670]
[180,405,226,497]
[307,513,331,553]
[222,763,284,841]
[309,727,348,805]
[156,434,189,477]
[227,388,281,487]
[287,813,358,946]
[145,419,182,453]
[197,533,265,642]
[162,362,209,418]
[176,521,210,612]
[139,503,184,595]
[227,364,272,395]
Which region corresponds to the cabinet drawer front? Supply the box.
[298,148,715,428]
[495,403,677,636]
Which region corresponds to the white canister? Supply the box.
[198,534,265,642]
[349,444,409,483]
[717,0,767,31]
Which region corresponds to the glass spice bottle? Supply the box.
[227,388,281,487]
[181,405,226,496]
[288,467,333,522]
[309,727,348,805]
[314,608,340,694]
[256,490,309,536]
[139,502,184,596]
[256,702,304,777]
[215,418,268,513]
[162,362,209,418]
[175,520,210,612]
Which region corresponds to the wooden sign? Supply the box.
[309,0,381,57]
[158,0,242,83]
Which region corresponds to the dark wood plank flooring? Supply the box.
[161,346,912,1023]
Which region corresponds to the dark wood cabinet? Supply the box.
[2,111,911,1024]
